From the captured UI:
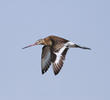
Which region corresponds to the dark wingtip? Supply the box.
[42,71,44,75]
[42,70,45,75]
[54,73,58,75]
[53,71,59,75]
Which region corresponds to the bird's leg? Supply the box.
[73,44,91,50]
[66,42,91,50]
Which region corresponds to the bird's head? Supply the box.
[22,39,45,49]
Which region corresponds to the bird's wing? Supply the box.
[49,35,69,52]
[41,46,51,74]
[51,45,69,75]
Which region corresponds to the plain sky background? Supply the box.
[0,0,110,100]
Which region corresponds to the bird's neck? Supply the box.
[43,38,52,46]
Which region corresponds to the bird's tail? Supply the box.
[74,44,91,50]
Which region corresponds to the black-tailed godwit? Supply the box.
[22,35,91,75]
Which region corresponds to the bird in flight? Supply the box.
[22,35,91,75]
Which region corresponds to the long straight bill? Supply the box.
[22,44,36,49]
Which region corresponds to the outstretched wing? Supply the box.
[49,35,69,52]
[52,45,69,75]
[41,46,51,74]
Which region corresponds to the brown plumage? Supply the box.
[22,35,91,75]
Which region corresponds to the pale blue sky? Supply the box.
[0,0,110,100]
